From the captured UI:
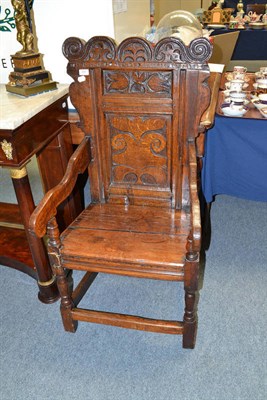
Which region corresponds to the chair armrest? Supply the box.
[188,141,201,252]
[200,72,221,129]
[29,137,91,238]
[197,72,221,159]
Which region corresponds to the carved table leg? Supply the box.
[10,166,59,303]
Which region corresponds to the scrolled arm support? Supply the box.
[187,141,201,253]
[29,137,91,238]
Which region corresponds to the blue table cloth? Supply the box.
[202,115,267,202]
[210,27,267,60]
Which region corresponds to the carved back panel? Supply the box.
[63,36,212,208]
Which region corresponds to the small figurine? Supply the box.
[208,0,224,10]
[229,14,245,29]
[236,0,245,18]
[208,1,219,11]
[247,11,263,23]
[11,0,34,54]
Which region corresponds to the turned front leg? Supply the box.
[183,251,200,349]
[47,218,77,332]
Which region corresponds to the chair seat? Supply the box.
[60,204,190,280]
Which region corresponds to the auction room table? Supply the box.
[210,26,267,61]
[202,89,267,203]
[0,84,81,303]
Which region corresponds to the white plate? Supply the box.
[207,24,226,29]
[259,108,267,118]
[251,99,267,110]
[249,22,266,30]
[222,89,230,96]
[225,82,249,90]
[255,71,264,79]
[224,97,250,106]
[221,106,248,117]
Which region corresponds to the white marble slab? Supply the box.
[0,84,69,130]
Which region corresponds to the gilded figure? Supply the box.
[11,0,34,54]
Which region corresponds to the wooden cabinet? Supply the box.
[0,85,81,303]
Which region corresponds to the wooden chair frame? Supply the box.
[29,36,212,349]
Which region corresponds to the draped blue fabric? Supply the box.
[202,115,267,202]
[211,28,267,60]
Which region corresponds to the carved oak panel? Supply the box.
[104,70,172,96]
[107,115,170,188]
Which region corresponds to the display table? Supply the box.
[0,84,81,303]
[202,71,267,203]
[202,113,267,203]
[210,26,267,61]
[209,25,267,71]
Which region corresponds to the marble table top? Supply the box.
[0,84,69,130]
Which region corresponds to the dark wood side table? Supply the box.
[0,84,80,303]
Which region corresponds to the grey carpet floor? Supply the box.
[0,161,266,400]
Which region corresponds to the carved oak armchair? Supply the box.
[29,36,212,349]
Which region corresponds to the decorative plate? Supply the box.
[207,24,226,29]
[249,22,266,30]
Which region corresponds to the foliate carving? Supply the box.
[154,37,212,63]
[154,39,188,62]
[104,70,172,95]
[109,116,168,187]
[62,37,87,61]
[63,36,212,65]
[84,36,116,61]
[117,38,152,62]
[63,36,116,62]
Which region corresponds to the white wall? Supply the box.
[154,0,210,24]
[113,0,150,43]
[0,0,115,84]
[34,0,115,83]
[0,0,19,83]
[0,0,213,84]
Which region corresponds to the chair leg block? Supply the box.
[54,267,78,332]
[182,320,197,349]
[60,305,78,332]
